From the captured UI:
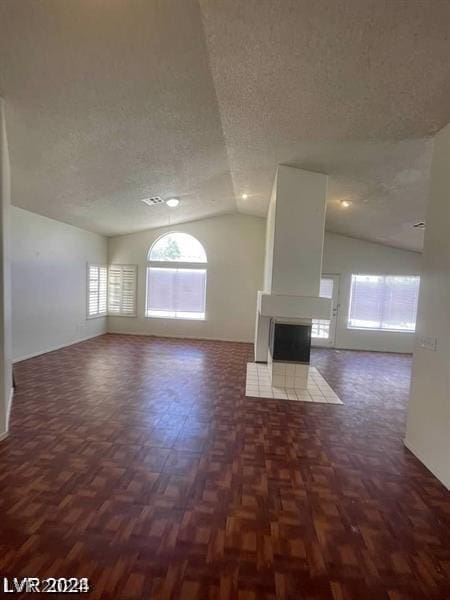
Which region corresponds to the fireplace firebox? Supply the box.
[269,321,311,364]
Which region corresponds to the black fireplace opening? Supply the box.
[270,321,311,363]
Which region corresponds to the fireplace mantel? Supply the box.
[257,291,331,321]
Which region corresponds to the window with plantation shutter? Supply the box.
[87,264,107,318]
[348,274,420,332]
[108,265,137,317]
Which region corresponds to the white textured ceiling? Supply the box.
[1,0,449,249]
[0,0,236,235]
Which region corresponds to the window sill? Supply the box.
[87,313,107,320]
[346,326,416,334]
[145,313,206,322]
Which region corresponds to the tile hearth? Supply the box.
[246,362,343,403]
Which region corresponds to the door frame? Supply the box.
[312,274,341,348]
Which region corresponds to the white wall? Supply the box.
[11,207,108,361]
[405,123,450,490]
[107,210,420,352]
[8,204,422,358]
[0,99,12,439]
[322,233,422,353]
[108,213,265,343]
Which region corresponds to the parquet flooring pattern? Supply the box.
[1,334,449,599]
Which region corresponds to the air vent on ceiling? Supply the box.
[412,221,426,230]
[142,196,164,206]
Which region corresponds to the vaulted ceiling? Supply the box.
[1,0,449,250]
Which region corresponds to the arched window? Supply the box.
[146,232,207,320]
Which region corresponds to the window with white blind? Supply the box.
[348,275,420,332]
[146,233,207,320]
[108,265,137,317]
[87,264,107,318]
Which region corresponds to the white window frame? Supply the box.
[87,263,107,319]
[347,274,420,333]
[145,233,207,321]
[108,264,138,317]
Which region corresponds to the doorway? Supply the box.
[312,274,340,347]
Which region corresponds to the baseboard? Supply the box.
[404,437,450,491]
[106,330,254,344]
[0,387,14,443]
[325,345,413,355]
[6,386,13,431]
[13,332,106,363]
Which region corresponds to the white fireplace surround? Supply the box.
[257,291,331,321]
[268,349,310,389]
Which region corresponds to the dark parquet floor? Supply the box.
[1,334,449,599]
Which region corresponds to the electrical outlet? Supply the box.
[418,336,437,351]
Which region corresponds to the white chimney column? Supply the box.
[255,165,328,362]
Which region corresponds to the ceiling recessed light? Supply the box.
[242,193,248,200]
[166,197,180,208]
[341,200,351,208]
